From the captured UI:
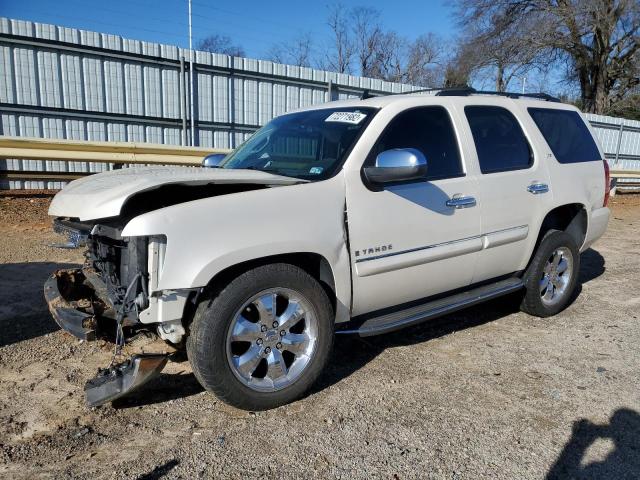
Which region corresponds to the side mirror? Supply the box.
[364,148,428,185]
[202,153,227,168]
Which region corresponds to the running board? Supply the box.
[337,277,524,337]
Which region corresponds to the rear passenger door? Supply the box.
[461,104,553,283]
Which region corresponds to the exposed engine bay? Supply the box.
[47,180,274,340]
[51,218,149,331]
[45,218,188,407]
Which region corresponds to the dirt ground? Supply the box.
[0,193,639,479]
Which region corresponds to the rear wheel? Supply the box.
[187,263,334,410]
[521,230,580,317]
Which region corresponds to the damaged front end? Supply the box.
[44,218,193,406]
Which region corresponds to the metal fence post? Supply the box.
[229,62,235,148]
[614,123,624,166]
[179,56,187,147]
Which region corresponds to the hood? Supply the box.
[48,165,304,221]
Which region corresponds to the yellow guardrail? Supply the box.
[611,169,640,180]
[0,136,231,165]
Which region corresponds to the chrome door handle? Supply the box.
[527,183,549,194]
[446,195,476,209]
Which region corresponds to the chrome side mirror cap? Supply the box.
[202,153,227,168]
[364,148,428,185]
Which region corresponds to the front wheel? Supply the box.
[520,230,580,317]
[187,263,334,410]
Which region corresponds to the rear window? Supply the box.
[464,106,533,174]
[528,108,601,164]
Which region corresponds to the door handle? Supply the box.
[527,183,549,194]
[446,195,476,209]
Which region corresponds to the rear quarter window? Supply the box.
[528,108,601,164]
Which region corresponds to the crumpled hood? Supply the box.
[48,165,303,221]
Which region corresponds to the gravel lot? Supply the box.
[0,193,639,479]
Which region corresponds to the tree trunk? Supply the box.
[496,64,505,92]
[580,69,595,113]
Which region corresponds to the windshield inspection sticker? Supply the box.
[325,111,367,124]
[309,167,324,175]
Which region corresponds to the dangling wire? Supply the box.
[109,273,142,367]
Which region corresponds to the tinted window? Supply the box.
[528,108,601,163]
[465,106,533,174]
[368,106,463,180]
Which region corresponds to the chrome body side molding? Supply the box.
[355,225,529,277]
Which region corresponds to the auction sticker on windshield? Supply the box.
[325,111,367,124]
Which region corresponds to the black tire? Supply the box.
[187,263,334,410]
[520,230,580,317]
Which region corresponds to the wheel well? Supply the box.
[534,203,587,253]
[189,253,337,319]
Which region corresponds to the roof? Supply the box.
[295,90,577,114]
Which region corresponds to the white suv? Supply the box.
[45,89,611,410]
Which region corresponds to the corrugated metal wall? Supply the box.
[1,17,639,190]
[0,18,417,189]
[586,114,640,189]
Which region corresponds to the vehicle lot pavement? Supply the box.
[0,193,639,479]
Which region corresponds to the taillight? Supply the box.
[603,160,611,207]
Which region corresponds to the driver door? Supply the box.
[345,105,482,316]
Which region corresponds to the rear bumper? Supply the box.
[582,207,610,251]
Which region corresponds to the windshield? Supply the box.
[220,107,376,180]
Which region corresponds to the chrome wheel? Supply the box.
[226,288,318,392]
[539,246,574,306]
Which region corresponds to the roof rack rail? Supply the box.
[436,88,560,102]
[434,87,477,96]
[519,92,561,102]
[360,86,478,100]
[359,86,560,102]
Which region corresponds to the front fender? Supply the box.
[121,174,351,321]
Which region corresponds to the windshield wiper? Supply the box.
[241,166,288,175]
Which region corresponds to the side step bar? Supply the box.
[337,277,524,337]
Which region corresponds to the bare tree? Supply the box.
[454,8,545,92]
[268,33,314,67]
[197,34,245,57]
[362,31,403,82]
[405,34,445,86]
[455,0,640,113]
[351,7,383,77]
[320,4,448,87]
[324,3,354,74]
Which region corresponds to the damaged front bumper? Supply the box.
[44,268,172,406]
[85,354,168,407]
[44,269,107,341]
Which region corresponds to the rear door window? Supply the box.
[528,108,601,163]
[464,106,533,174]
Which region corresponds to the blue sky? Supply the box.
[0,0,457,60]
